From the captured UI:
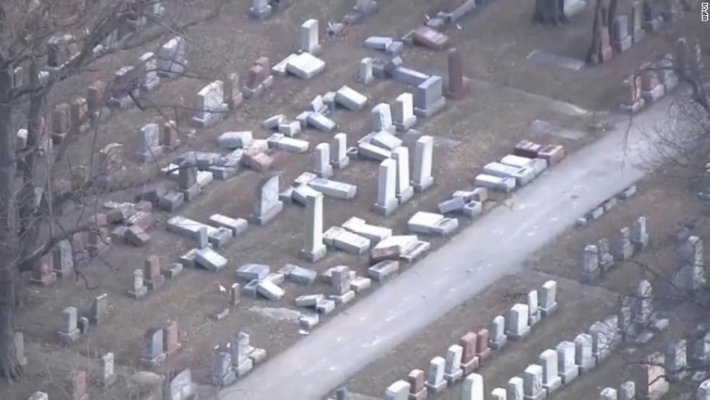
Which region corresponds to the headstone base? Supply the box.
[426,380,447,394]
[394,116,417,132]
[140,352,166,368]
[560,365,579,384]
[540,303,558,317]
[146,276,166,291]
[544,376,562,394]
[330,290,355,306]
[300,245,327,262]
[412,177,434,193]
[249,202,284,225]
[373,199,399,216]
[409,389,428,400]
[506,326,531,341]
[315,165,334,179]
[641,85,665,103]
[446,78,472,100]
[444,369,464,385]
[414,98,446,118]
[461,357,480,375]
[613,36,633,53]
[397,187,414,206]
[332,156,350,170]
[249,5,273,19]
[192,108,228,128]
[524,389,547,400]
[477,348,492,363]
[128,287,148,299]
[57,329,80,344]
[490,336,507,349]
[235,358,254,376]
[529,311,542,327]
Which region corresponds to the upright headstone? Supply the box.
[392,92,417,131]
[539,349,562,392]
[634,352,669,399]
[507,377,524,400]
[14,331,27,367]
[426,356,447,393]
[300,192,327,262]
[331,133,350,169]
[582,244,600,283]
[137,123,162,162]
[100,352,116,387]
[600,388,618,400]
[139,52,160,91]
[412,135,434,192]
[612,15,632,53]
[633,280,653,327]
[631,1,644,43]
[141,328,166,367]
[385,380,410,400]
[211,346,236,386]
[575,333,595,372]
[164,320,182,356]
[58,306,80,344]
[631,216,649,250]
[414,76,446,118]
[192,80,228,128]
[373,158,399,216]
[358,57,374,85]
[90,293,109,325]
[461,373,484,400]
[665,339,688,382]
[71,370,89,400]
[557,340,579,384]
[447,48,468,99]
[490,315,507,349]
[53,239,74,277]
[300,19,321,55]
[540,280,558,316]
[408,369,427,399]
[506,303,530,340]
[527,290,541,326]
[443,344,464,384]
[144,255,165,291]
[392,147,413,205]
[165,369,196,400]
[158,37,188,78]
[249,173,284,225]
[314,143,334,178]
[371,103,394,133]
[523,365,544,400]
[460,332,480,374]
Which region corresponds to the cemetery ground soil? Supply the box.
[0,0,697,398]
[342,175,710,399]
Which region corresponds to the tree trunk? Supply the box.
[0,66,21,379]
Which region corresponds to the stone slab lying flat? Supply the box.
[357,142,391,161]
[286,52,326,79]
[323,226,371,254]
[292,184,322,206]
[308,178,357,200]
[236,264,270,282]
[208,214,248,237]
[217,131,253,149]
[474,174,516,193]
[256,280,285,301]
[195,248,228,271]
[335,86,368,111]
[306,113,336,132]
[407,212,459,236]
[368,260,400,282]
[341,217,392,244]
[370,131,402,151]
[286,265,317,285]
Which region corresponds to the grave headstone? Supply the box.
[141,328,166,367]
[461,373,484,400]
[100,352,116,387]
[414,76,446,118]
[90,293,108,325]
[137,123,162,162]
[249,173,284,225]
[634,352,669,399]
[612,15,632,53]
[540,280,558,316]
[408,369,427,399]
[373,158,399,216]
[582,244,600,283]
[59,307,80,344]
[385,380,410,400]
[507,377,524,400]
[331,133,350,169]
[71,369,89,400]
[300,192,327,262]
[633,280,653,327]
[164,369,195,400]
[699,381,710,400]
[412,135,434,192]
[665,339,688,381]
[393,92,417,132]
[539,348,562,393]
[575,333,595,372]
[144,255,165,291]
[392,147,413,205]
[128,269,148,298]
[139,52,160,91]
[358,57,375,85]
[158,37,188,78]
[528,290,541,326]
[164,320,182,356]
[444,344,464,384]
[192,80,228,127]
[507,303,530,340]
[490,315,507,349]
[631,216,649,251]
[619,381,635,400]
[557,340,579,384]
[53,239,74,277]
[211,346,236,386]
[523,365,544,400]
[249,0,272,20]
[300,19,321,55]
[371,103,394,133]
[447,48,469,98]
[314,143,334,178]
[426,356,447,393]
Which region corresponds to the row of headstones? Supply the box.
[57,293,109,344]
[33,203,154,286]
[26,358,197,400]
[621,37,703,113]
[211,331,268,387]
[581,215,649,283]
[379,281,558,399]
[577,184,637,226]
[588,0,668,65]
[128,254,185,299]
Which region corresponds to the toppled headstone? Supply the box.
[323,226,371,254]
[407,211,459,236]
[286,52,326,79]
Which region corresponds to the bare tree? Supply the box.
[0,0,225,380]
